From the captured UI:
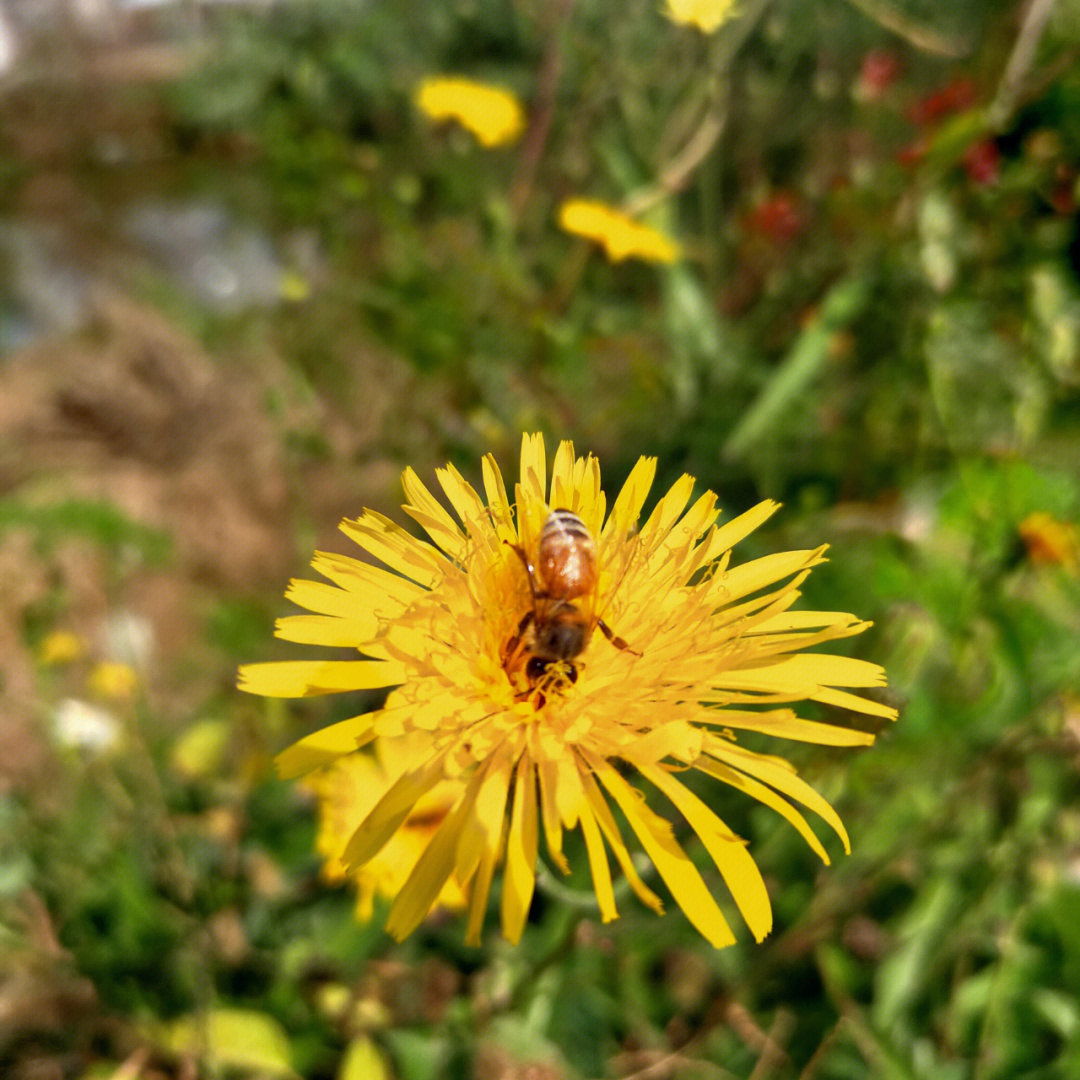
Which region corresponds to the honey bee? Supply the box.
[501,508,639,703]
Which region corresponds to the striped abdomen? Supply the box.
[537,508,596,600]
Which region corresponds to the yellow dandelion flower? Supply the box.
[664,0,739,33]
[415,77,525,148]
[39,629,86,666]
[239,434,896,947]
[308,733,468,922]
[558,199,681,264]
[88,660,139,702]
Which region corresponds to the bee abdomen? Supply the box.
[538,508,596,599]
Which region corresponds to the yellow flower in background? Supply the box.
[415,77,525,148]
[239,434,895,946]
[558,199,681,264]
[39,630,86,666]
[309,735,468,922]
[1018,511,1079,574]
[89,660,139,701]
[664,0,739,33]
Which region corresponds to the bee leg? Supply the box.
[504,540,541,597]
[502,610,535,666]
[596,618,642,656]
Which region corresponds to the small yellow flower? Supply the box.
[558,199,681,264]
[308,734,468,922]
[415,77,525,148]
[1018,511,1079,574]
[88,660,139,702]
[664,0,739,33]
[39,630,85,666]
[240,434,895,947]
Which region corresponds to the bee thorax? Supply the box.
[533,614,588,660]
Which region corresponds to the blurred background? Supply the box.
[3,1,1080,1077]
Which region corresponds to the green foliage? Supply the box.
[0,498,172,565]
[7,0,1080,1078]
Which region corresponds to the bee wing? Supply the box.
[590,517,642,626]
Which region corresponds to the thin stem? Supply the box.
[987,0,1059,130]
[841,0,968,57]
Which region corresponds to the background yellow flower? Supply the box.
[415,77,525,148]
[558,199,681,263]
[664,0,739,33]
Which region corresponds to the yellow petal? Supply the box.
[384,768,486,940]
[481,453,518,542]
[342,756,447,869]
[814,686,899,720]
[712,708,877,746]
[284,578,370,619]
[339,511,447,587]
[657,491,720,565]
[308,553,421,609]
[715,653,888,697]
[638,473,696,547]
[401,466,464,543]
[751,608,863,633]
[434,463,488,533]
[549,440,577,511]
[718,549,827,603]
[709,500,782,555]
[593,759,736,948]
[275,716,378,778]
[274,614,378,648]
[237,659,407,697]
[580,771,664,914]
[695,756,830,863]
[456,747,512,886]
[640,763,772,942]
[464,755,512,947]
[501,756,539,943]
[602,455,657,546]
[516,432,549,547]
[537,753,569,874]
[578,789,618,922]
[709,739,851,853]
[620,719,704,767]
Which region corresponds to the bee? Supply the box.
[501,508,639,703]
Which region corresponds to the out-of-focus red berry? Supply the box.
[855,50,902,100]
[744,192,805,245]
[896,136,930,168]
[963,139,1001,185]
[906,76,977,126]
[1049,180,1075,216]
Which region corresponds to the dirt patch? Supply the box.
[0,289,294,589]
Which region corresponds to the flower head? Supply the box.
[38,629,85,666]
[558,199,681,264]
[664,0,739,33]
[415,77,525,148]
[239,435,895,946]
[89,660,140,702]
